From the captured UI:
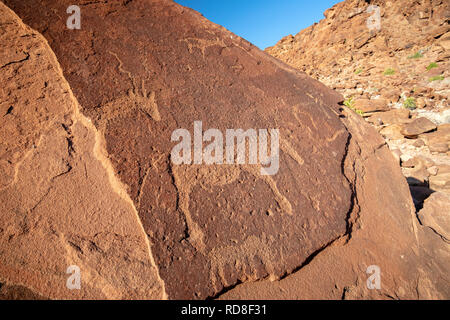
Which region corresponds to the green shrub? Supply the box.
[403,97,416,109]
[343,97,364,116]
[354,68,363,75]
[429,75,444,82]
[426,62,438,71]
[343,97,354,108]
[408,51,423,59]
[383,68,395,76]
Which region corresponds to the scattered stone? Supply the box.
[367,109,410,126]
[353,98,389,113]
[429,143,449,153]
[381,89,401,103]
[429,166,450,193]
[416,97,427,109]
[421,124,450,148]
[418,192,450,241]
[427,166,439,176]
[413,139,425,147]
[380,124,404,140]
[401,117,437,138]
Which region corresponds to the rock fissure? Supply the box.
[0,51,29,69]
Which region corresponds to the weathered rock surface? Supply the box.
[1,0,449,300]
[418,192,450,242]
[221,111,450,300]
[0,2,165,300]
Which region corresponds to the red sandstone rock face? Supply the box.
[0,2,165,299]
[1,0,448,300]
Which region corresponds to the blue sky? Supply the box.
[175,0,342,49]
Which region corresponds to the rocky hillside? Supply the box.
[0,0,449,299]
[267,0,450,211]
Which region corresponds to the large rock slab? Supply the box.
[0,2,165,299]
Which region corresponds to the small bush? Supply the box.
[343,97,354,108]
[426,62,438,71]
[408,51,423,59]
[429,75,444,82]
[383,68,395,76]
[354,68,363,75]
[343,97,364,116]
[403,97,416,109]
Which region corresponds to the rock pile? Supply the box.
[267,0,449,231]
